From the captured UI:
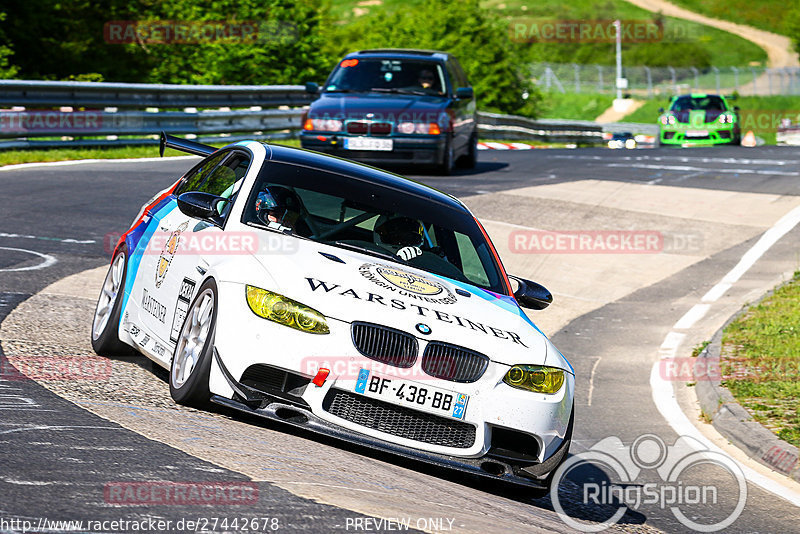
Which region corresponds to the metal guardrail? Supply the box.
[0,108,303,138]
[475,111,604,143]
[0,80,312,108]
[0,80,655,149]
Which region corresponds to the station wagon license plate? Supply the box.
[354,369,468,420]
[344,137,393,151]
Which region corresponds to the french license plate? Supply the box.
[354,369,468,420]
[685,130,708,137]
[344,137,393,151]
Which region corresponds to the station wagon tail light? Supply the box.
[503,364,564,394]
[304,118,343,132]
[245,285,330,334]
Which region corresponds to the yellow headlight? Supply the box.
[503,364,565,394]
[245,285,329,334]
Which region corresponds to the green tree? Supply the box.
[0,0,151,81]
[0,12,18,79]
[788,4,800,55]
[327,0,542,117]
[139,0,334,85]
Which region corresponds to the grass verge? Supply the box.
[721,271,800,448]
[538,92,615,121]
[0,139,302,167]
[668,0,794,37]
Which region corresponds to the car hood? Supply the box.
[674,109,724,126]
[309,93,450,123]
[248,238,551,367]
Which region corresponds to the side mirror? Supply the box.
[177,192,226,224]
[455,87,474,100]
[509,275,552,310]
[305,82,319,95]
[658,107,665,113]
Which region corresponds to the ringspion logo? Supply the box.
[551,434,747,532]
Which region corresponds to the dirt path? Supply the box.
[624,0,799,68]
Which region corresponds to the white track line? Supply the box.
[652,203,800,506]
[0,155,196,172]
[0,247,57,272]
[673,303,711,330]
[607,163,799,176]
[0,232,94,244]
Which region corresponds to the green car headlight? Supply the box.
[245,285,329,334]
[503,364,565,394]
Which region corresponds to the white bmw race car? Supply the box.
[91,133,575,494]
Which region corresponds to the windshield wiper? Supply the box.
[370,87,427,96]
[332,241,400,263]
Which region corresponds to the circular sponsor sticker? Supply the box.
[359,263,457,305]
[376,266,443,296]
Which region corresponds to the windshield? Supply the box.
[670,95,726,112]
[324,58,447,96]
[243,161,507,294]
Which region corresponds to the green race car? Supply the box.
[658,93,741,146]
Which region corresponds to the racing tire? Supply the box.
[91,247,131,355]
[170,278,217,407]
[437,137,454,175]
[457,131,478,169]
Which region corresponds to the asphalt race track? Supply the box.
[2,145,800,533]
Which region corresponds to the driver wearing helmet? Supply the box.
[255,186,303,233]
[373,215,425,261]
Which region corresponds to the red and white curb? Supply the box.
[478,142,537,150]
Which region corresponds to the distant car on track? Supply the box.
[607,132,636,149]
[91,133,575,495]
[300,49,478,174]
[658,93,741,146]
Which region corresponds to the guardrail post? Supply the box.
[644,66,652,98]
[597,65,604,92]
[731,66,739,93]
[690,67,699,91]
[668,66,677,94]
[712,66,720,93]
[751,67,758,94]
[543,63,551,91]
[573,63,580,93]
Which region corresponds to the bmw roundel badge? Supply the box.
[415,323,432,335]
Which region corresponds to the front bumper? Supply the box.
[208,281,574,483]
[299,133,447,165]
[211,349,571,488]
[660,125,738,146]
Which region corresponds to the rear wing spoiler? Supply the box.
[159,132,216,158]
